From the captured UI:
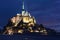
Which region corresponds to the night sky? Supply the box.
[0,0,60,32]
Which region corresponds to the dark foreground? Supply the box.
[0,34,60,40]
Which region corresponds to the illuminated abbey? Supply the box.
[2,0,48,35]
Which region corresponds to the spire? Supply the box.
[22,0,24,10]
[22,0,30,16]
[22,0,25,16]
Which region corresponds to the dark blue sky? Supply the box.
[0,0,60,32]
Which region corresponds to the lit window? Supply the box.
[34,30,39,32]
[30,30,33,32]
[18,30,23,34]
[40,30,44,33]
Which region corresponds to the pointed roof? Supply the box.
[22,0,24,10]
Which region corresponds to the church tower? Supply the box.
[21,0,36,26]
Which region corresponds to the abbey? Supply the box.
[2,0,48,35]
[3,0,37,35]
